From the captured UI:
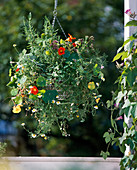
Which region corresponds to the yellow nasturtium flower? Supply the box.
[88,82,95,90]
[96,98,100,103]
[41,33,45,39]
[135,49,137,53]
[12,105,22,113]
[39,90,46,93]
[60,39,64,44]
[45,50,50,55]
[60,39,66,45]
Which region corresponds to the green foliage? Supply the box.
[0,0,124,157]
[126,68,137,87]
[10,88,18,96]
[100,151,110,160]
[0,142,7,157]
[125,20,137,27]
[103,132,114,143]
[29,94,37,100]
[20,75,27,85]
[7,77,17,87]
[42,90,58,103]
[36,76,46,87]
[7,14,107,138]
[102,12,137,169]
[14,96,23,104]
[112,51,128,62]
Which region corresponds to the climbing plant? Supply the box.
[101,9,137,169]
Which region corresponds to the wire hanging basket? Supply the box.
[7,0,107,139]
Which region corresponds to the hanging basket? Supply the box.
[7,13,107,139]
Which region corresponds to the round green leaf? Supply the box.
[14,96,22,104]
[11,88,18,96]
[20,75,27,84]
[63,50,70,58]
[42,90,58,103]
[36,76,46,87]
[66,52,79,62]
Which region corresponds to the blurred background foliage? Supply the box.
[0,0,124,157]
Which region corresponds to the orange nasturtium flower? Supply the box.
[30,86,39,95]
[66,33,76,42]
[58,47,66,55]
[12,105,22,113]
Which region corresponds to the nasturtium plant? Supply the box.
[10,88,18,96]
[42,90,58,103]
[8,13,107,139]
[101,9,137,170]
[36,76,46,87]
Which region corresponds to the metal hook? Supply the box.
[52,0,67,39]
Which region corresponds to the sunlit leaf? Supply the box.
[113,51,128,62]
[7,77,17,87]
[14,96,22,104]
[125,20,137,27]
[20,75,27,84]
[11,88,18,96]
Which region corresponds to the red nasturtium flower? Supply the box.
[66,33,76,42]
[30,86,39,95]
[72,43,76,47]
[58,47,65,55]
[16,68,19,72]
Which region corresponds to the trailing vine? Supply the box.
[101,9,137,169]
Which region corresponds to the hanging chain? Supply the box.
[56,18,67,39]
[52,0,58,27]
[52,0,67,39]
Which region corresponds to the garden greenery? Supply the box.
[101,9,137,170]
[7,13,107,139]
[0,142,7,157]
